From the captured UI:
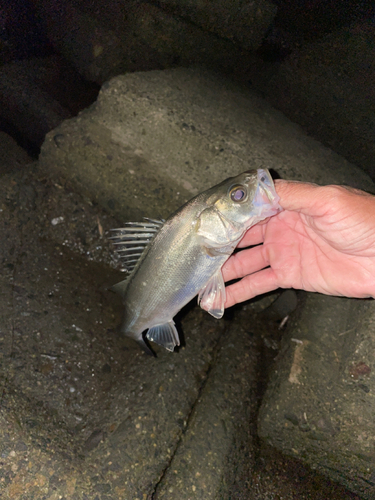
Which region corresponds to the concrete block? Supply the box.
[38,67,375,496]
[154,0,277,49]
[259,294,375,499]
[250,22,375,180]
[0,131,32,175]
[35,1,260,84]
[39,67,373,224]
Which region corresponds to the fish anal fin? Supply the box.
[146,321,180,352]
[198,270,226,319]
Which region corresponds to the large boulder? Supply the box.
[251,22,375,180]
[0,131,32,175]
[0,56,98,151]
[34,1,273,85]
[155,0,276,49]
[259,293,375,499]
[39,67,372,222]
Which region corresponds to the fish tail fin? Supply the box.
[146,321,180,352]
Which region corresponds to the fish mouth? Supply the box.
[253,169,281,215]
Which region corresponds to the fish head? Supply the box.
[210,169,281,227]
[196,169,281,249]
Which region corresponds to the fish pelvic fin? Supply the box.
[146,321,180,352]
[198,270,226,319]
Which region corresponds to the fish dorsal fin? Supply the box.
[109,218,164,272]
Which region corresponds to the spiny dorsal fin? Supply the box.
[109,218,164,272]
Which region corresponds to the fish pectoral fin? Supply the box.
[146,321,180,352]
[198,270,226,319]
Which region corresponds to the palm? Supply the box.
[223,183,375,308]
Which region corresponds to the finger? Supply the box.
[275,180,323,214]
[224,268,280,308]
[222,245,269,282]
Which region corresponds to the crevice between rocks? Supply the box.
[149,321,227,499]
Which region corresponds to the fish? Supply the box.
[110,169,281,353]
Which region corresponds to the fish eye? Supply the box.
[230,185,247,202]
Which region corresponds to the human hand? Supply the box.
[223,180,375,307]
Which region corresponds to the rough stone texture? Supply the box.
[0,58,70,150]
[39,67,373,225]
[0,165,230,499]
[0,132,32,175]
[259,294,375,499]
[1,164,353,499]
[2,68,372,498]
[0,56,98,152]
[34,0,263,85]
[153,315,257,498]
[155,0,277,49]
[250,22,375,180]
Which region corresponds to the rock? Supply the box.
[0,131,32,175]
[259,294,375,499]
[0,58,70,151]
[155,0,277,50]
[39,67,373,224]
[34,1,265,85]
[0,166,228,499]
[0,2,50,64]
[4,65,374,497]
[260,290,299,322]
[153,311,258,499]
[250,22,375,180]
[0,56,98,152]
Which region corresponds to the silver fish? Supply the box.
[110,169,281,353]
